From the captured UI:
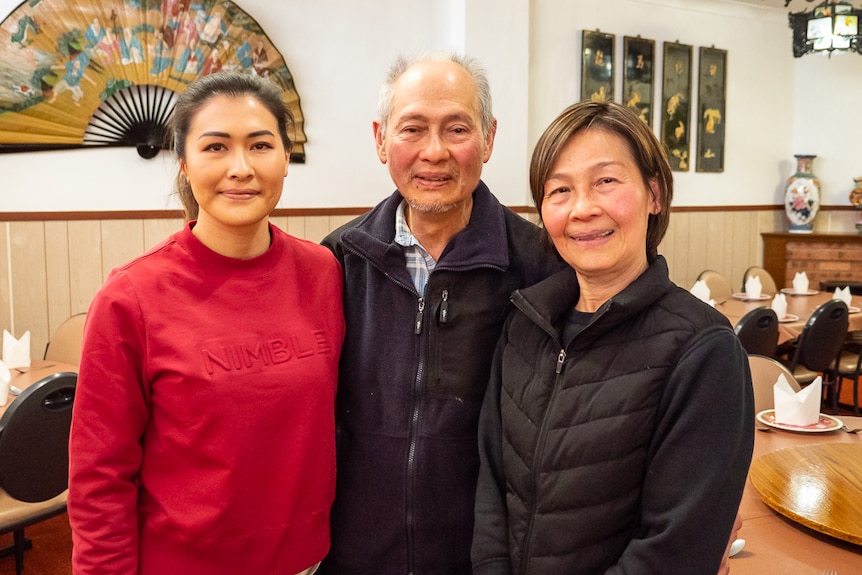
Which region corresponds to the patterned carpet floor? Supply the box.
[0,513,71,575]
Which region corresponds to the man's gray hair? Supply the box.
[376,52,494,140]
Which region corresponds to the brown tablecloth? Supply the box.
[731,415,862,574]
[4,359,78,418]
[717,291,862,344]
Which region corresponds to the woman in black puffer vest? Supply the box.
[472,101,753,575]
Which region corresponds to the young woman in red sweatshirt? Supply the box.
[68,71,345,575]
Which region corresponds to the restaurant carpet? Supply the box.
[0,379,858,575]
[0,512,71,575]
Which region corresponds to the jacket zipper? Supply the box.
[520,347,566,575]
[344,235,461,573]
[405,338,423,575]
[405,288,450,574]
[406,291,431,575]
[414,297,425,334]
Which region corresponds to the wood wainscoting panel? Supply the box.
[67,221,105,320]
[8,221,50,353]
[329,214,361,233]
[303,216,338,244]
[278,216,313,240]
[662,208,689,286]
[732,210,758,292]
[143,218,184,252]
[662,209,773,294]
[689,211,711,284]
[0,223,12,336]
[3,206,855,359]
[273,214,359,244]
[44,221,73,342]
[278,216,304,239]
[100,220,145,279]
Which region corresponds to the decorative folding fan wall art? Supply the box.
[0,0,307,161]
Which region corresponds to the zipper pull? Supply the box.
[440,290,449,323]
[414,298,425,334]
[555,349,566,374]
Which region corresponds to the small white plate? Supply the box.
[732,292,771,301]
[778,314,799,323]
[780,288,818,296]
[848,306,860,314]
[756,409,843,433]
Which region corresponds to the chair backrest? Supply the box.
[43,312,86,367]
[790,300,849,373]
[734,307,779,357]
[0,372,76,503]
[696,269,732,301]
[742,265,778,295]
[748,354,800,414]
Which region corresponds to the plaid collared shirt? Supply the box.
[394,200,436,294]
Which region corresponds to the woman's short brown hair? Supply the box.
[529,100,673,260]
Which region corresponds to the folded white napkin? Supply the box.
[774,374,821,426]
[771,293,787,319]
[745,275,762,299]
[690,280,715,307]
[2,330,31,370]
[833,286,852,306]
[0,360,9,407]
[792,272,809,294]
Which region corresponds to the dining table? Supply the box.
[717,289,862,344]
[731,414,862,574]
[3,359,78,418]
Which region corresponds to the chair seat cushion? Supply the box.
[0,489,67,533]
[837,351,861,374]
[791,365,821,385]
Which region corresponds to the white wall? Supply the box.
[792,52,862,206]
[530,0,798,207]
[2,0,861,211]
[0,0,477,211]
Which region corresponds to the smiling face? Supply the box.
[540,127,660,297]
[180,94,288,247]
[374,60,495,216]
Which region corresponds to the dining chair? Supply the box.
[742,265,778,295]
[782,300,849,412]
[734,307,779,357]
[696,269,733,301]
[834,336,862,416]
[748,354,800,414]
[43,312,86,367]
[0,372,77,575]
[819,280,862,296]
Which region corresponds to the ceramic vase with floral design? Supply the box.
[851,176,862,233]
[785,154,820,233]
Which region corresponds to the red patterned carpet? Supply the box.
[0,513,71,575]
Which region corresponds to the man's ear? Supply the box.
[482,118,498,164]
[373,120,387,164]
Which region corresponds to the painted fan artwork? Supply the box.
[0,0,307,160]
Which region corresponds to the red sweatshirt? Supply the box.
[68,223,345,575]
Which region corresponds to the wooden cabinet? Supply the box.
[762,232,862,289]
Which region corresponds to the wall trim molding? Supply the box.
[1,204,856,222]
